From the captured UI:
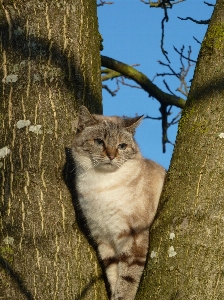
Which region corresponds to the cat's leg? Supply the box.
[97,241,118,298]
[113,227,149,300]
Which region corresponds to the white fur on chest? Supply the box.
[76,160,145,241]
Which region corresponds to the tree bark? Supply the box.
[0,1,107,299]
[136,0,224,298]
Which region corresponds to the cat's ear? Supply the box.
[76,106,98,132]
[124,115,144,134]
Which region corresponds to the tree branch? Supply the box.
[97,0,114,7]
[173,46,197,63]
[204,1,215,6]
[140,0,150,4]
[160,104,169,153]
[149,0,185,8]
[101,55,185,109]
[102,84,117,96]
[178,16,210,24]
[101,68,121,81]
[193,36,202,44]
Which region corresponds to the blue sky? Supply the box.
[98,0,216,169]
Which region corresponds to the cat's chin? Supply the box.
[95,162,119,172]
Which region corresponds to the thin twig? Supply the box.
[102,84,117,96]
[155,45,193,98]
[101,55,185,108]
[158,60,180,79]
[172,0,186,4]
[144,115,162,120]
[193,36,202,45]
[163,80,177,96]
[140,0,150,4]
[97,0,114,7]
[173,46,197,63]
[178,16,210,24]
[149,0,185,7]
[204,1,215,6]
[167,110,182,127]
[160,7,170,62]
[117,78,142,89]
[160,104,168,153]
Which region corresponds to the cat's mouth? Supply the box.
[95,160,119,171]
[105,160,114,164]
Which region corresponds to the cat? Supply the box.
[71,106,165,300]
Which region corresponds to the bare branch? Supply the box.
[97,0,114,7]
[148,0,186,6]
[155,45,193,99]
[145,102,180,152]
[177,46,193,97]
[102,84,117,96]
[117,77,143,89]
[157,1,172,62]
[101,55,185,109]
[144,115,162,120]
[176,87,188,97]
[156,71,177,77]
[161,15,170,62]
[167,110,182,126]
[101,54,186,151]
[150,0,172,8]
[149,0,185,8]
[178,16,210,24]
[160,104,169,153]
[173,46,197,63]
[163,79,177,96]
[171,0,186,4]
[193,36,202,44]
[157,60,180,79]
[101,68,121,81]
[101,63,143,94]
[204,1,215,6]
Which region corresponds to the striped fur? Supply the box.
[72,106,165,300]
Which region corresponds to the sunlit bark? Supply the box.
[137,1,224,298]
[0,1,106,299]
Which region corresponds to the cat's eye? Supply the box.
[118,143,127,150]
[94,138,104,146]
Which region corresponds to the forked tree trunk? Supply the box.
[0,1,107,299]
[136,0,224,298]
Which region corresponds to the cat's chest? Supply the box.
[77,167,132,208]
[76,164,139,236]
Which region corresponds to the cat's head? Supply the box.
[73,106,143,172]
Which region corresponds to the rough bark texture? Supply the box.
[136,0,224,299]
[0,1,107,299]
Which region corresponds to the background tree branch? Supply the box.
[178,16,210,24]
[101,55,185,109]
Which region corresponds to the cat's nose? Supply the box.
[106,148,117,160]
[108,154,115,160]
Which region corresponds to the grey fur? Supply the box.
[72,106,165,300]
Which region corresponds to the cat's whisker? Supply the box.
[69,166,76,174]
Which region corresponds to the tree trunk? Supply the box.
[136,0,224,299]
[0,1,107,299]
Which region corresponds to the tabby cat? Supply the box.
[72,106,165,300]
